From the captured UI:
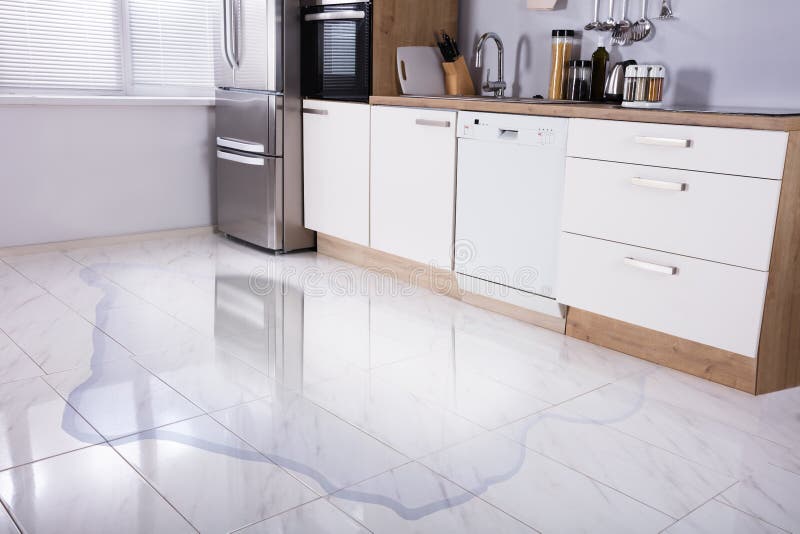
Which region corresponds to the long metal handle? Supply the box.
[635,136,692,148]
[416,119,451,128]
[222,0,235,68]
[303,108,329,116]
[217,150,265,166]
[624,257,678,276]
[304,11,366,22]
[592,0,600,22]
[232,0,241,67]
[217,137,265,153]
[631,177,687,191]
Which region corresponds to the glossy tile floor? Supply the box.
[0,232,799,534]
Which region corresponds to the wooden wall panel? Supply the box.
[756,132,800,394]
[372,0,459,97]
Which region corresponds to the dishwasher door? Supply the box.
[455,123,568,298]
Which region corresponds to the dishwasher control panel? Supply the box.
[457,111,569,148]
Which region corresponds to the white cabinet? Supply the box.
[558,233,769,357]
[370,106,458,268]
[303,100,370,246]
[561,158,782,271]
[568,119,789,180]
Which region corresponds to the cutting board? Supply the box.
[396,46,446,96]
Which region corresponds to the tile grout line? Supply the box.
[656,479,741,533]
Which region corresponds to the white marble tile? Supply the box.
[452,327,654,404]
[0,292,132,373]
[3,252,142,322]
[45,358,202,440]
[112,415,317,533]
[135,339,275,412]
[420,431,673,534]
[0,377,103,471]
[93,303,200,356]
[235,499,369,533]
[302,369,484,459]
[663,500,788,534]
[0,505,18,534]
[500,406,736,518]
[213,391,408,495]
[0,331,41,385]
[717,464,800,533]
[559,380,800,479]
[370,355,551,430]
[609,368,800,449]
[0,262,47,322]
[331,462,536,534]
[0,445,193,534]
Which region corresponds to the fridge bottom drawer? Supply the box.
[217,149,283,250]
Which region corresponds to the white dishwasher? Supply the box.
[455,111,569,318]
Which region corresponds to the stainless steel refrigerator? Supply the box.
[215,0,314,252]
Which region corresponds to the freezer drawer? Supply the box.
[216,89,283,156]
[217,149,283,251]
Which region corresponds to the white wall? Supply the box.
[460,0,800,108]
[0,103,215,248]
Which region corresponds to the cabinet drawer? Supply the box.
[562,158,782,271]
[568,119,788,179]
[557,233,768,357]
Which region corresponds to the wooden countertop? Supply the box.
[370,96,800,132]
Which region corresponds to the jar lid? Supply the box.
[552,29,575,37]
[568,59,591,67]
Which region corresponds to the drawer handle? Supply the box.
[416,119,451,128]
[624,257,679,276]
[303,108,329,116]
[217,150,265,166]
[631,177,688,192]
[634,136,692,148]
[217,137,265,153]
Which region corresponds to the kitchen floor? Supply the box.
[0,233,798,534]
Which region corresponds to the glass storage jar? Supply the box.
[547,30,575,100]
[565,60,592,101]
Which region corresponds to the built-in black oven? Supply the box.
[301,0,371,102]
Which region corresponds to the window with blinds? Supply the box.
[0,0,123,92]
[0,0,215,96]
[127,0,214,91]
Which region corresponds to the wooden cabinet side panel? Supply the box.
[757,132,800,394]
[372,0,459,97]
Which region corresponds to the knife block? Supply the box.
[442,56,476,96]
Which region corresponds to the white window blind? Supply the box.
[127,0,214,90]
[0,0,122,92]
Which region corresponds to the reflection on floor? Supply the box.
[0,233,798,534]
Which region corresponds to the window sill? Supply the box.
[0,95,215,107]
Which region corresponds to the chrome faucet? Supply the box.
[474,32,506,98]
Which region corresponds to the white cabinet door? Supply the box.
[303,100,370,246]
[558,232,769,357]
[370,106,457,268]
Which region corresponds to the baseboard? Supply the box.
[0,226,217,258]
[566,308,757,394]
[317,233,567,332]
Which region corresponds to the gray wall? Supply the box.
[0,104,215,248]
[460,0,800,108]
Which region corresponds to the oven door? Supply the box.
[301,2,371,102]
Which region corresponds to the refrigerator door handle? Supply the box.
[222,0,236,68]
[217,137,266,153]
[217,150,265,166]
[232,0,241,67]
